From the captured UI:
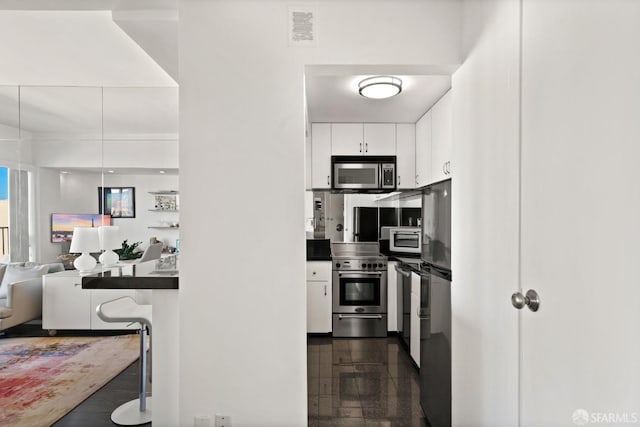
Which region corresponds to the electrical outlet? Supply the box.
[194,415,211,427]
[215,414,232,427]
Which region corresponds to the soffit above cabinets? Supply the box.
[305,65,455,123]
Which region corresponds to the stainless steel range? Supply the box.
[331,242,387,338]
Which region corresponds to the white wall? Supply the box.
[37,169,179,263]
[179,1,462,425]
[452,0,520,425]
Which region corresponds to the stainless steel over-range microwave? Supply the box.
[331,156,396,192]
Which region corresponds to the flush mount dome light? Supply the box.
[358,76,402,99]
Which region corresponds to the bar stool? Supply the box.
[97,296,152,425]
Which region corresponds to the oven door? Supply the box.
[332,271,387,314]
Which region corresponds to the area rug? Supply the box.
[0,334,140,427]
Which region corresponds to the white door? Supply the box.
[519,1,640,426]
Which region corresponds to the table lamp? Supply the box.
[98,225,121,267]
[69,227,100,273]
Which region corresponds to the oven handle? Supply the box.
[338,314,384,320]
[338,272,383,277]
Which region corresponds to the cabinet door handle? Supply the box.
[365,143,368,153]
[398,175,401,186]
[415,174,419,185]
[324,285,327,296]
[360,143,362,153]
[74,283,81,287]
[327,175,330,185]
[443,162,447,174]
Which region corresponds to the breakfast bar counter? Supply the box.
[82,255,179,426]
[81,256,179,290]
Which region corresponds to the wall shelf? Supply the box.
[148,209,179,212]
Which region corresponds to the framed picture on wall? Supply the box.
[98,187,136,218]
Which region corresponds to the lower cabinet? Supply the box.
[43,270,139,333]
[410,272,421,367]
[306,261,332,333]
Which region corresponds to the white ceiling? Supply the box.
[306,74,452,123]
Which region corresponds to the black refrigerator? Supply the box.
[419,179,452,427]
[353,207,398,242]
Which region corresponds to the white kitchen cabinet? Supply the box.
[431,90,453,183]
[306,261,332,333]
[415,110,432,188]
[331,123,363,156]
[331,123,396,156]
[387,261,398,332]
[410,272,421,367]
[396,124,416,189]
[363,123,396,155]
[311,123,332,189]
[43,270,139,333]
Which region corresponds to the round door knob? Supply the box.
[511,292,526,309]
[511,289,541,312]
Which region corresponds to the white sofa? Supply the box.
[0,262,64,332]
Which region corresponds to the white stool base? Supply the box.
[111,397,152,425]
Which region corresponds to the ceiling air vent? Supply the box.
[288,6,316,47]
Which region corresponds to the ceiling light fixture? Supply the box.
[358,76,402,99]
[159,170,166,174]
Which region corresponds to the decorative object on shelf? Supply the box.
[69,227,100,273]
[99,187,136,218]
[149,190,179,212]
[114,240,143,261]
[358,76,402,99]
[153,195,178,211]
[98,226,121,267]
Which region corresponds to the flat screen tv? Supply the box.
[51,213,111,243]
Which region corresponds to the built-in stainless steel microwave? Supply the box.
[331,156,396,192]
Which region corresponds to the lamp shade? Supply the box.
[98,226,121,250]
[69,227,100,253]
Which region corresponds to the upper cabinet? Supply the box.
[310,123,332,189]
[430,90,453,183]
[414,89,453,188]
[396,124,416,189]
[331,123,396,156]
[415,110,432,188]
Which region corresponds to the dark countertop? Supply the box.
[82,256,179,290]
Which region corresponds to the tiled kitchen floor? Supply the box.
[308,336,428,427]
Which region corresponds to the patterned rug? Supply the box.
[0,334,140,427]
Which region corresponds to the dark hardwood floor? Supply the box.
[4,324,426,426]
